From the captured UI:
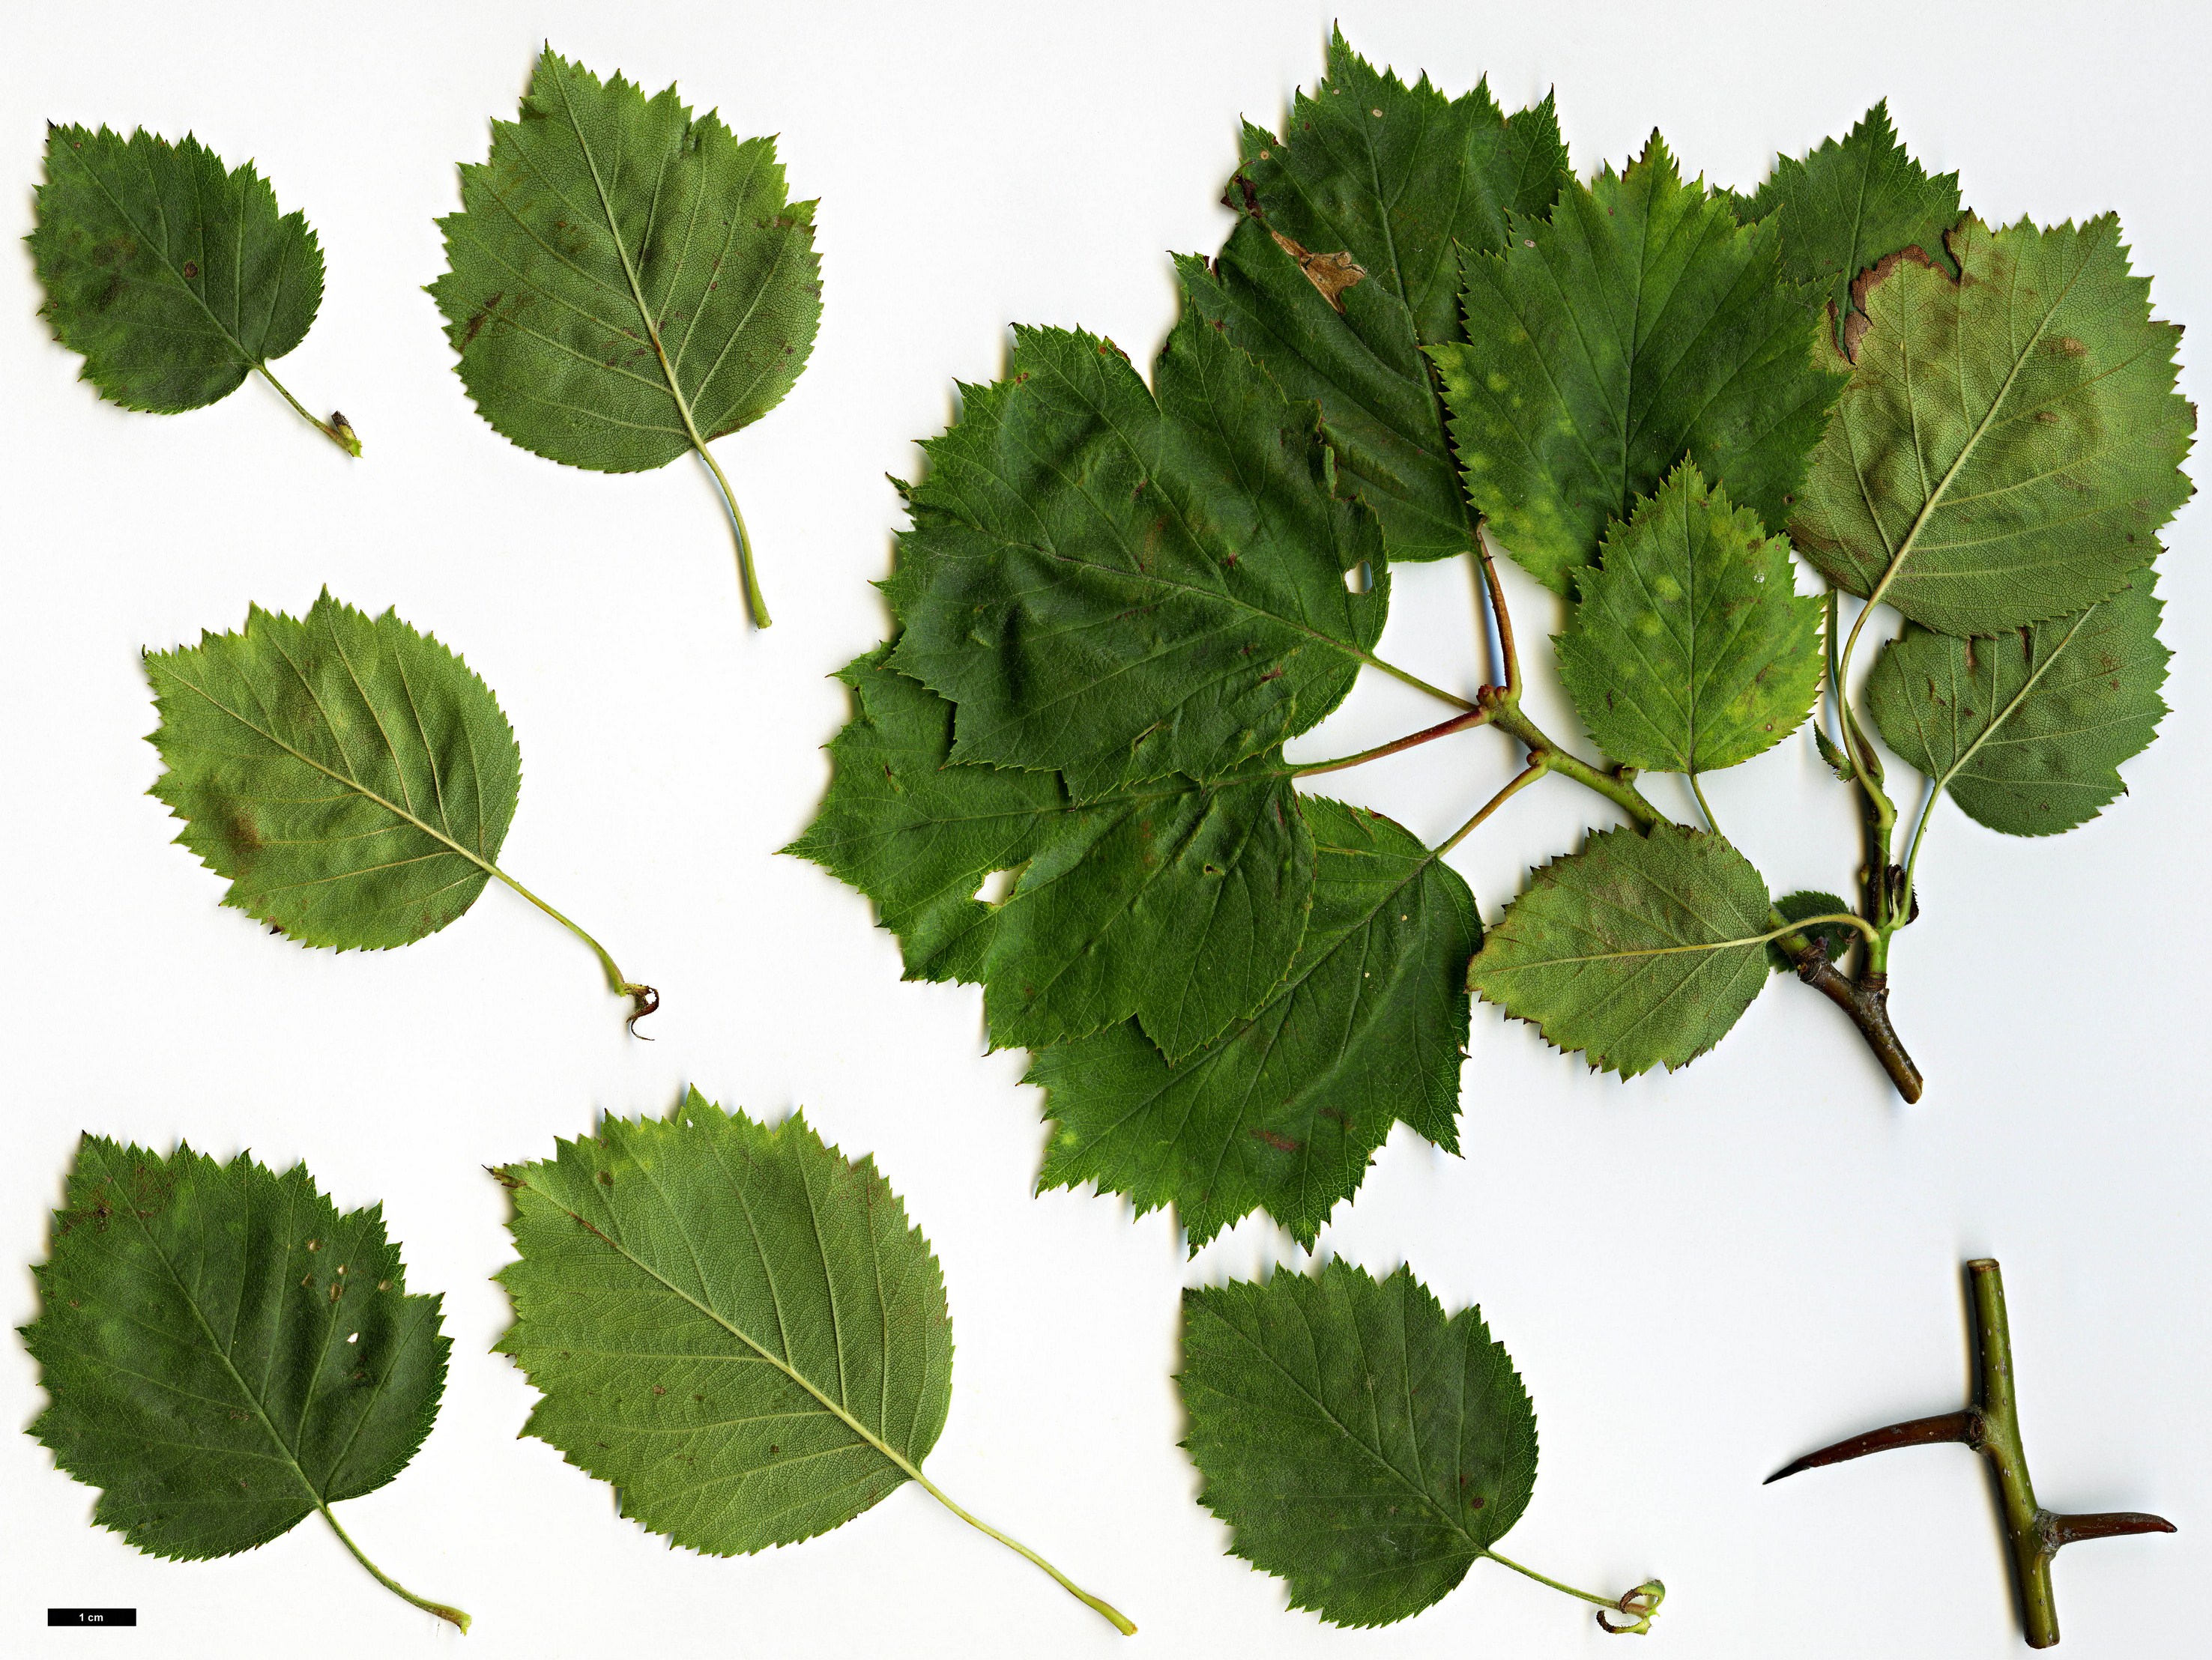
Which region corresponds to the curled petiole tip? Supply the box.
[623,984,660,1038]
[1596,1579,1665,1635]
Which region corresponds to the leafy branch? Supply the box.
[794,32,2192,1256]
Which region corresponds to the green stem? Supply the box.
[1362,652,1478,712]
[1293,709,1490,778]
[1485,697,1664,830]
[1484,1550,1664,1635]
[695,441,771,628]
[318,1503,469,1632]
[907,1470,1138,1636]
[253,363,360,456]
[1687,771,1720,836]
[1435,757,1548,855]
[486,866,657,1035]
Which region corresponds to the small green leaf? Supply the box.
[28,125,353,452]
[1558,462,1823,774]
[21,1136,462,1627]
[1728,101,1962,347]
[430,49,822,623]
[1767,889,1856,973]
[1867,577,2170,835]
[145,591,650,1023]
[1179,1261,1536,1628]
[495,1094,1133,1632]
[1435,134,1846,591]
[886,309,1385,799]
[788,650,1314,1061]
[1030,796,1478,1251]
[1469,823,1773,1076]
[1792,216,2196,634]
[1184,29,1566,561]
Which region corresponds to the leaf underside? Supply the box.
[1179,1261,1537,1628]
[1558,461,1824,774]
[1469,823,1773,1077]
[430,49,821,474]
[1185,26,1566,562]
[1792,216,2196,635]
[1725,100,1962,348]
[1868,576,2170,836]
[1436,133,1846,592]
[145,590,520,950]
[21,1137,447,1560]
[495,1093,953,1555]
[29,125,323,414]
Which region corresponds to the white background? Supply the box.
[3,1,2206,1656]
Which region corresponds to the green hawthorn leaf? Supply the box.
[28,125,354,453]
[145,590,651,1020]
[1469,823,1772,1076]
[787,649,1314,1060]
[1728,101,1962,348]
[1179,1261,1537,1628]
[21,1136,462,1627]
[493,1094,1135,1632]
[1792,216,2196,634]
[1030,796,1476,1252]
[1434,135,1845,592]
[146,591,519,949]
[1558,462,1823,774]
[1182,31,1566,560]
[886,309,1388,799]
[1767,889,1857,973]
[429,49,822,622]
[1867,576,2170,835]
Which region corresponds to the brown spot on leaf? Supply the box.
[1268,228,1365,312]
[1251,1128,1301,1152]
[460,291,504,348]
[181,260,198,279]
[2057,336,2088,356]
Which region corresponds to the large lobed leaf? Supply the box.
[1436,135,1846,592]
[1868,576,2170,836]
[1184,28,1566,561]
[430,49,821,474]
[1792,216,2196,635]
[145,591,520,951]
[1725,101,1962,348]
[1469,823,1774,1077]
[788,650,1314,1062]
[495,1093,952,1554]
[1558,462,1823,775]
[22,1137,447,1561]
[884,309,1387,800]
[1030,797,1478,1252]
[1179,1261,1537,1628]
[29,126,324,415]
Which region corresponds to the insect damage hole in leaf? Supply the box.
[19,1136,465,1629]
[28,124,360,455]
[143,590,656,1032]
[492,1092,1135,1634]
[1180,1260,1662,1634]
[429,48,823,628]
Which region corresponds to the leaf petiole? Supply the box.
[1292,708,1490,778]
[252,362,360,457]
[694,440,770,628]
[318,1503,470,1632]
[1484,1549,1664,1635]
[483,865,658,1035]
[905,1470,1137,1635]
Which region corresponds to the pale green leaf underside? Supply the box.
[29,125,323,414]
[1179,1261,1537,1629]
[1727,100,1962,347]
[1030,796,1478,1252]
[1868,576,2169,835]
[495,1094,952,1555]
[1559,462,1823,774]
[1184,28,1566,561]
[1469,823,1772,1077]
[1792,216,2196,634]
[786,649,1316,1063]
[1437,134,1844,592]
[145,590,520,951]
[22,1137,447,1561]
[430,49,821,473]
[886,310,1387,801]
